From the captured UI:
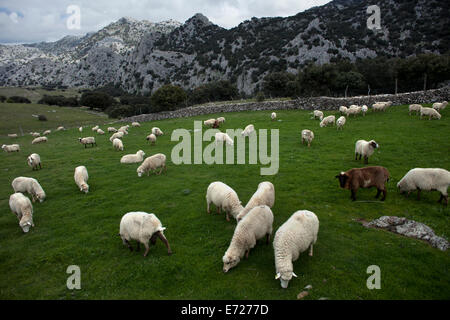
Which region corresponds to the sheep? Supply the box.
[409,104,422,115]
[347,105,362,117]
[274,210,319,288]
[204,119,216,127]
[319,115,335,127]
[31,132,40,138]
[420,107,441,120]
[79,126,83,132]
[43,130,51,135]
[56,126,65,131]
[335,166,390,201]
[112,138,124,151]
[152,127,164,136]
[118,128,129,135]
[206,182,244,221]
[361,105,368,116]
[9,192,34,233]
[137,153,166,177]
[301,129,314,147]
[222,205,274,272]
[92,125,99,131]
[109,131,124,142]
[119,125,130,132]
[31,137,47,144]
[432,101,447,111]
[97,129,105,135]
[215,132,234,146]
[120,150,145,164]
[2,144,20,152]
[108,127,118,133]
[12,176,46,203]
[146,133,156,145]
[397,168,450,206]
[74,166,89,193]
[217,117,226,124]
[355,139,379,164]
[241,124,255,137]
[236,181,275,222]
[339,106,349,116]
[372,101,392,112]
[79,137,96,148]
[271,112,277,121]
[8,133,18,138]
[119,211,172,257]
[336,116,346,130]
[311,110,324,120]
[132,122,141,127]
[27,153,41,170]
[212,120,220,128]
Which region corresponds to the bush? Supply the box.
[38,114,47,121]
[255,92,265,102]
[188,81,239,105]
[6,96,31,104]
[80,91,114,110]
[150,84,187,112]
[0,95,6,102]
[38,95,79,107]
[105,105,135,119]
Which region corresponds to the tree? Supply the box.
[263,72,297,97]
[150,85,187,112]
[80,91,114,110]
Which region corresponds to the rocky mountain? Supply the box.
[1,0,449,95]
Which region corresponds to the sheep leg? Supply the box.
[217,206,221,214]
[136,242,140,251]
[157,231,172,255]
[245,250,249,259]
[39,163,42,169]
[309,244,313,256]
[375,189,381,199]
[150,234,157,245]
[266,233,271,244]
[351,189,357,201]
[124,240,133,251]
[207,201,210,214]
[143,243,150,257]
[226,212,230,221]
[355,153,358,161]
[417,189,421,200]
[364,156,368,164]
[381,189,387,201]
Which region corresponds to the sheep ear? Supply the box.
[292,272,298,278]
[275,273,281,280]
[160,227,166,231]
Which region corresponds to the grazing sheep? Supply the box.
[12,176,46,203]
[146,133,156,145]
[137,153,166,177]
[92,125,99,131]
[27,153,41,170]
[2,144,20,152]
[355,139,379,164]
[420,107,441,120]
[348,105,362,117]
[409,104,422,115]
[274,210,319,288]
[312,110,324,120]
[9,192,34,233]
[108,127,118,133]
[79,137,96,148]
[336,116,346,130]
[152,127,164,136]
[223,205,274,272]
[31,137,48,144]
[217,117,226,124]
[120,150,145,164]
[372,101,392,112]
[397,168,450,206]
[206,182,244,221]
[97,129,105,135]
[119,125,130,132]
[31,132,40,138]
[109,131,124,142]
[43,130,51,135]
[236,181,275,222]
[112,138,124,151]
[132,122,141,127]
[8,133,18,138]
[335,166,390,201]
[215,132,234,146]
[319,115,335,127]
[339,106,349,116]
[79,126,83,132]
[56,126,65,131]
[74,166,89,193]
[212,120,220,128]
[241,124,255,136]
[118,128,129,135]
[271,112,277,121]
[119,211,172,257]
[361,105,368,116]
[204,119,216,127]
[432,101,448,111]
[301,129,314,147]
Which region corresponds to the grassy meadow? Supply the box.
[0,101,449,300]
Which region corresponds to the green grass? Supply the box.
[0,103,449,300]
[0,87,81,104]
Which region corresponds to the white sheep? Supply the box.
[319,115,335,127]
[12,176,46,203]
[8,133,18,138]
[137,153,166,177]
[347,105,362,117]
[146,133,156,145]
[97,129,105,135]
[409,104,422,116]
[9,192,34,233]
[217,117,225,124]
[397,168,450,206]
[274,210,319,288]
[31,137,47,144]
[241,124,255,136]
[215,132,234,146]
[432,101,448,111]
[79,126,83,132]
[339,106,349,116]
[118,128,129,135]
[336,116,346,130]
[132,122,141,127]
[27,153,41,170]
[361,105,368,116]
[206,182,244,221]
[2,144,20,152]
[420,107,441,120]
[204,119,216,127]
[112,138,124,151]
[79,137,96,148]
[92,125,99,131]
[56,126,65,131]
[119,211,172,257]
[109,131,124,142]
[301,129,314,147]
[236,181,275,222]
[31,132,40,138]
[223,205,274,272]
[120,150,145,164]
[152,127,164,136]
[271,112,277,121]
[43,130,51,135]
[311,110,324,120]
[74,166,89,193]
[355,139,379,164]
[108,127,118,133]
[372,101,392,112]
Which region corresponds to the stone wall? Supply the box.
[121,87,450,123]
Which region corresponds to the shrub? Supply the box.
[150,84,187,112]
[80,91,114,110]
[255,92,265,102]
[38,114,48,121]
[6,96,31,104]
[0,95,6,102]
[38,95,79,107]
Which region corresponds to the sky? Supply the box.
[0,0,331,44]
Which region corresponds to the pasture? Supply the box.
[0,102,449,300]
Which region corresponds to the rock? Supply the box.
[318,297,329,300]
[297,291,309,300]
[182,189,191,195]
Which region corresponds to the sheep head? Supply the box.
[275,271,298,289]
[80,183,89,193]
[222,253,240,273]
[336,172,349,189]
[369,140,379,149]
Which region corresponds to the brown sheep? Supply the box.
[335,166,390,201]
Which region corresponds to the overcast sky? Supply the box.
[0,0,331,44]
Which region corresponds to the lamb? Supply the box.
[137,153,166,177]
[152,127,164,136]
[31,137,47,144]
[96,129,105,135]
[319,115,335,127]
[206,182,244,221]
[79,137,96,148]
[409,104,422,115]
[146,133,156,145]
[9,192,34,233]
[204,119,216,127]
[347,105,362,117]
[236,181,275,222]
[336,116,346,130]
[420,107,441,120]
[335,166,390,201]
[31,132,40,137]
[8,133,18,138]
[74,166,89,193]
[43,130,51,135]
[361,105,368,116]
[108,127,118,133]
[112,138,124,151]
[119,211,172,257]
[271,112,277,121]
[118,128,128,135]
[132,122,141,127]
[12,176,46,203]
[215,132,234,146]
[339,106,349,116]
[355,139,379,164]
[301,129,314,147]
[241,124,255,136]
[109,131,124,142]
[311,110,324,120]
[397,168,450,206]
[274,210,319,288]
[120,150,145,164]
[27,153,41,170]
[92,125,99,131]
[222,205,273,272]
[2,144,20,152]
[372,101,392,112]
[56,126,65,131]
[79,126,83,132]
[432,101,448,111]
